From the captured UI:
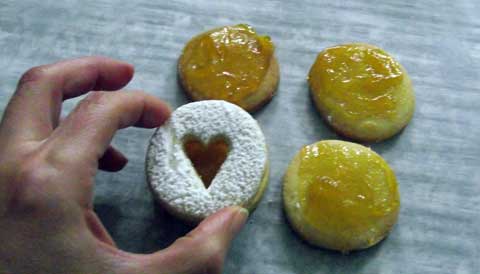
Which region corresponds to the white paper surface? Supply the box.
[0,1,479,273]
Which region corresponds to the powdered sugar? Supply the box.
[146,100,268,221]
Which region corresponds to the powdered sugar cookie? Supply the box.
[146,100,269,222]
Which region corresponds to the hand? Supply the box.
[0,57,248,274]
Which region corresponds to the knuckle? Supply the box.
[8,157,60,215]
[85,55,110,64]
[17,65,51,87]
[80,91,123,114]
[77,90,129,119]
[61,91,115,135]
[73,91,112,118]
[84,90,111,105]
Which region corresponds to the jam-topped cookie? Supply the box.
[308,43,415,142]
[178,24,279,112]
[283,140,400,253]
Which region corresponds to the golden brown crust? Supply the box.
[242,57,280,113]
[178,54,279,113]
[243,161,270,212]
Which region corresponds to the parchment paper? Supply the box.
[1,0,479,273]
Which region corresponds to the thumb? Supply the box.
[142,206,249,274]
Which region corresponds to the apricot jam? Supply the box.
[297,141,399,243]
[183,137,230,188]
[179,24,274,105]
[308,44,404,118]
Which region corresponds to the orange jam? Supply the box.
[183,137,230,188]
[308,44,404,118]
[297,141,399,243]
[179,24,274,105]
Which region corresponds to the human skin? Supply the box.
[0,56,248,274]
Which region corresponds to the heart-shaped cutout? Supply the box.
[183,137,230,188]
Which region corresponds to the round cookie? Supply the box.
[308,43,415,142]
[283,140,400,253]
[178,24,279,112]
[146,100,269,223]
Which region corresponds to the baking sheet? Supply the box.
[1,0,479,273]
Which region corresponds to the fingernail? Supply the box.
[231,207,249,234]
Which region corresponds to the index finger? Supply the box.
[0,56,134,143]
[48,91,171,167]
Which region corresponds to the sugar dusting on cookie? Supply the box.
[146,100,268,221]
